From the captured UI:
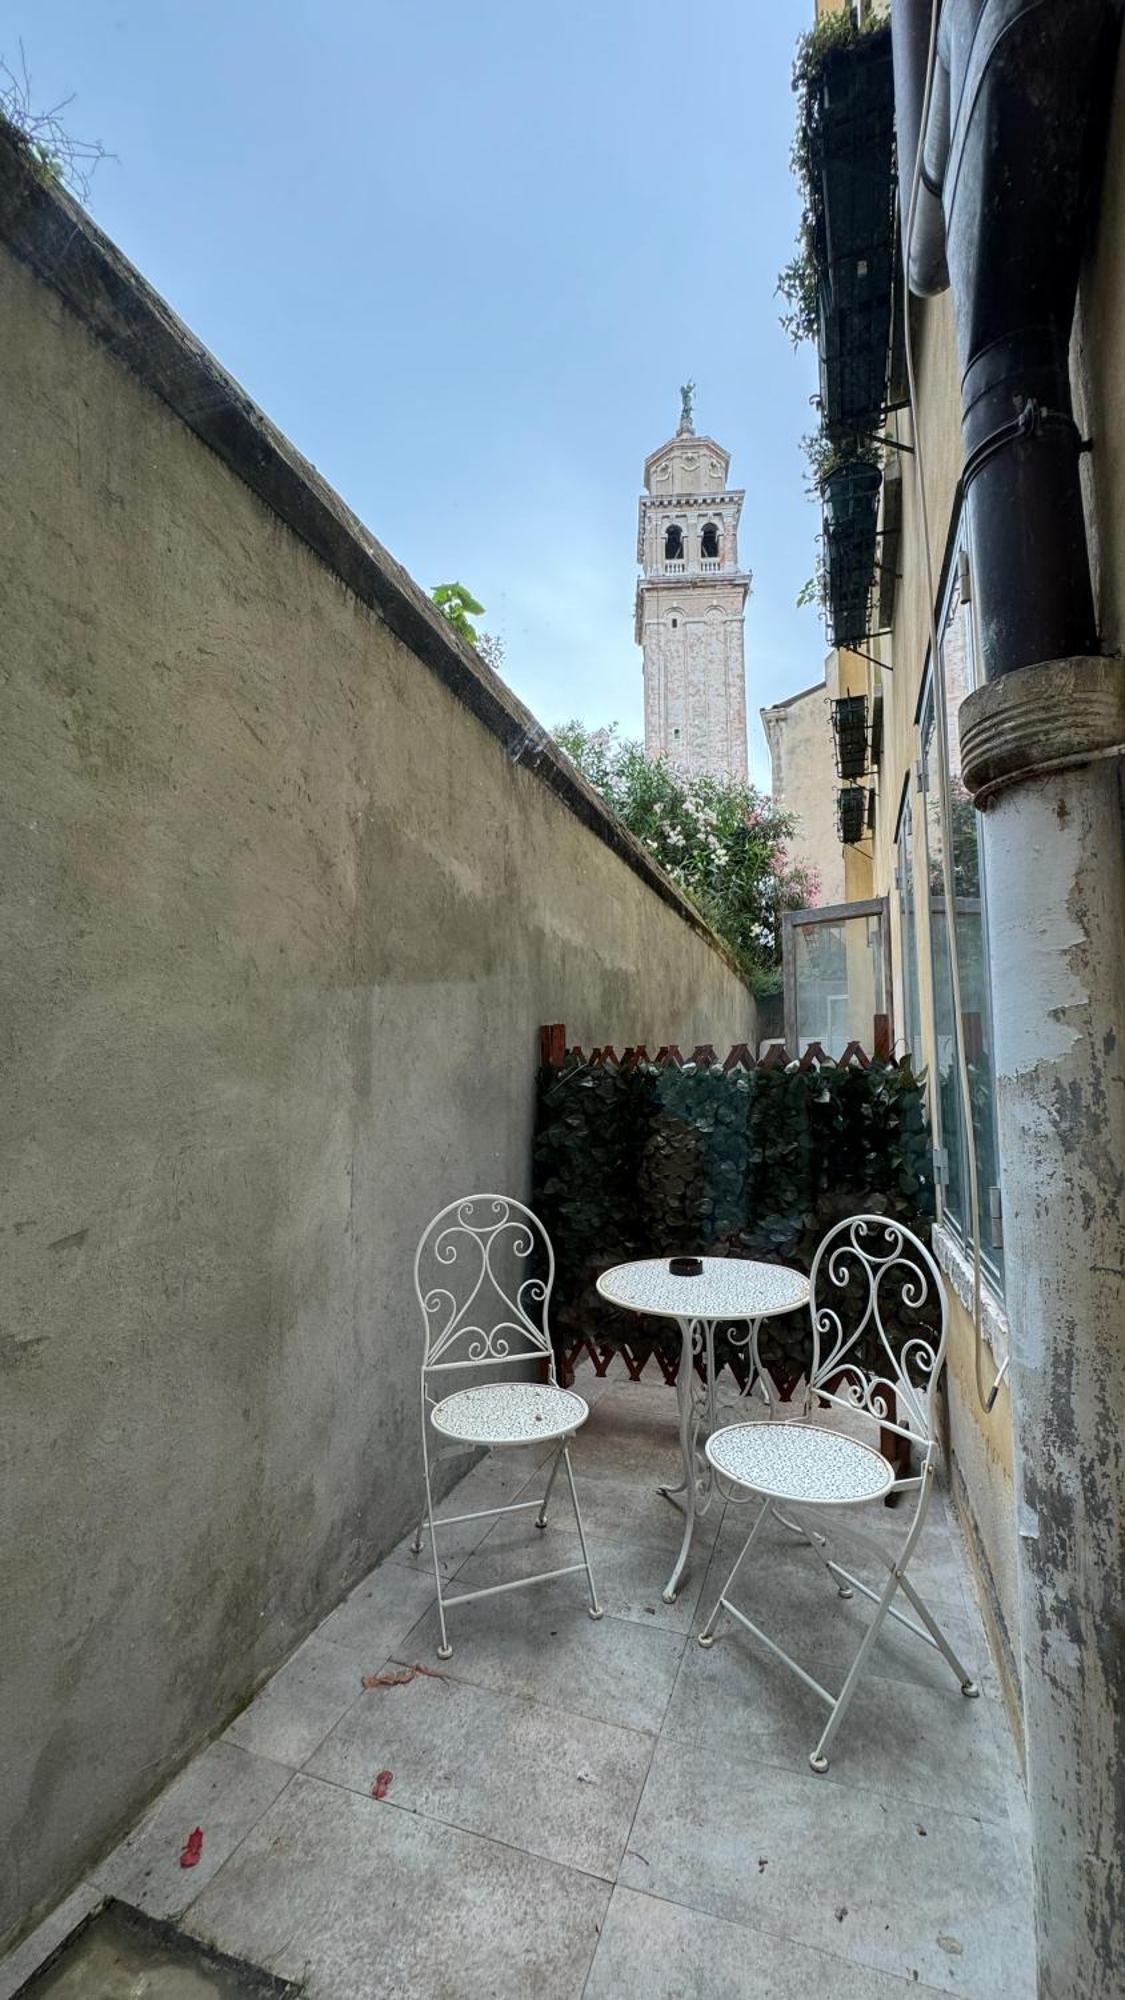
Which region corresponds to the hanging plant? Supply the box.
[776,9,887,350]
[837,786,868,846]
[803,426,882,497]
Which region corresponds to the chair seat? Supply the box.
[706,1419,895,1507]
[430,1381,589,1446]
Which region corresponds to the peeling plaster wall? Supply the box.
[0,225,755,1947]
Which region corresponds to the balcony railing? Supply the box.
[700,557,721,572]
[663,559,685,573]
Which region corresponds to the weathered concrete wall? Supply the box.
[0,148,755,1945]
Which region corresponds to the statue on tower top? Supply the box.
[678,381,696,435]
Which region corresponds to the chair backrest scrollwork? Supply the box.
[413,1194,556,1392]
[807,1214,949,1450]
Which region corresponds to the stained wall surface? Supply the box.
[0,164,754,1945]
[761,668,845,908]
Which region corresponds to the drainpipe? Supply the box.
[894,4,1125,1996]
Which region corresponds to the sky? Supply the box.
[10,0,823,788]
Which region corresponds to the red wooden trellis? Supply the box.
[539,1024,895,1073]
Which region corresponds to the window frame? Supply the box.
[915,530,1006,1296]
[893,776,923,1067]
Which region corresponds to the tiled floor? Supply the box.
[2,1369,1034,1999]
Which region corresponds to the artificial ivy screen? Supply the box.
[533,1052,935,1388]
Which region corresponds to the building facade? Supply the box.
[777,5,1125,1992]
[635,396,750,783]
[760,668,845,907]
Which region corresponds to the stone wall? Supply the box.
[0,132,755,1947]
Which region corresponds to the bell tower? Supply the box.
[635,388,750,783]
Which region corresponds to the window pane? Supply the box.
[898,799,923,1063]
[923,556,1005,1290]
[792,909,885,1053]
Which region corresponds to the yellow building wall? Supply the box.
[798,0,1125,1757]
[865,291,1024,1731]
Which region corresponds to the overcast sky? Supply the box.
[13,0,822,787]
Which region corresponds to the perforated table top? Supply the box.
[597,1256,809,1322]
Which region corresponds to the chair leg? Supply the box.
[802,1511,855,1599]
[698,1498,771,1646]
[420,1448,454,1661]
[561,1444,603,1619]
[536,1443,565,1529]
[809,1559,903,1773]
[897,1569,979,1695]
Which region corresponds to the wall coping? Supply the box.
[0,120,750,990]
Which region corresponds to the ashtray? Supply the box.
[668,1256,703,1277]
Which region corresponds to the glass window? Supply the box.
[789,905,887,1054]
[895,789,923,1064]
[920,543,1005,1290]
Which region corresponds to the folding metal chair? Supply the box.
[698,1213,979,1771]
[411,1193,602,1658]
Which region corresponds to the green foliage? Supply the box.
[432,581,485,642]
[802,426,882,497]
[432,584,506,676]
[534,1052,936,1383]
[777,8,885,349]
[554,723,817,987]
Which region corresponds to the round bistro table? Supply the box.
[595,1256,811,1602]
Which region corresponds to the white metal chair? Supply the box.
[411,1193,602,1658]
[698,1214,979,1772]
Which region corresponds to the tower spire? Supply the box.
[634,407,750,784]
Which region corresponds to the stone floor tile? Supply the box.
[403,1549,686,1735]
[620,1736,1034,1996]
[385,1439,580,1579]
[385,1512,495,1579]
[817,1502,970,1614]
[566,1360,618,1405]
[451,1438,561,1499]
[91,1741,293,1920]
[0,1885,105,2000]
[706,1496,970,1622]
[311,1558,438,1665]
[662,1621,1010,1824]
[546,1462,724,1563]
[583,1885,952,1999]
[566,1415,684,1484]
[8,1391,1031,2000]
[307,1664,653,1878]
[585,1379,684,1430]
[694,1522,986,1699]
[224,1631,368,1770]
[185,1772,609,2000]
[477,1519,710,1634]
